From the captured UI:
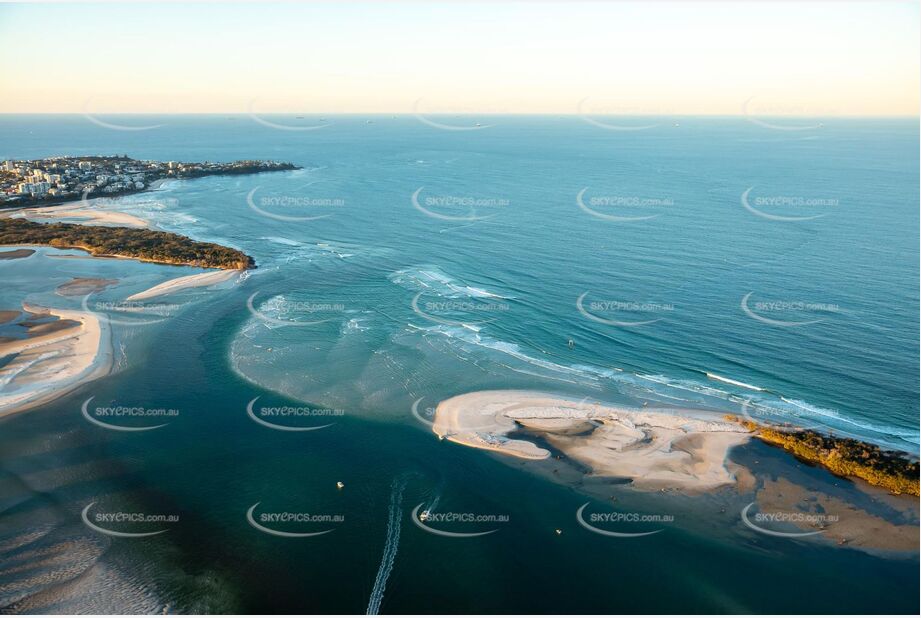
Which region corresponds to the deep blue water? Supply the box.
[3,114,916,448]
[0,115,917,613]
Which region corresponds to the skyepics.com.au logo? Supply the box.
[411,293,510,328]
[247,98,329,132]
[81,502,178,538]
[411,187,508,222]
[81,294,179,327]
[741,502,838,538]
[411,397,438,429]
[577,292,674,327]
[741,96,831,132]
[246,186,345,222]
[576,503,672,538]
[576,188,674,223]
[738,398,823,433]
[410,504,508,538]
[246,502,343,538]
[740,187,838,222]
[577,96,672,131]
[81,396,178,432]
[78,187,179,213]
[246,292,345,327]
[412,98,496,131]
[741,292,840,327]
[246,397,343,432]
[410,396,499,433]
[82,96,165,132]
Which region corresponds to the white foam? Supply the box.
[389,265,510,300]
[705,372,765,391]
[366,477,407,615]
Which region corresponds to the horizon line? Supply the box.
[1,112,918,119]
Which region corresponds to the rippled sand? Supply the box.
[434,390,751,492]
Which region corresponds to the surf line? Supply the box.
[702,371,767,393]
[366,476,408,615]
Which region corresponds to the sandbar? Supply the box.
[126,269,242,301]
[0,303,112,417]
[433,390,751,492]
[0,248,35,260]
[56,277,120,297]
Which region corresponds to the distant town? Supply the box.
[0,156,299,207]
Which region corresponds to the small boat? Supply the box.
[419,510,430,522]
[336,481,344,489]
[554,529,562,535]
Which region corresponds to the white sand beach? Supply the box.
[126,269,242,301]
[3,203,150,228]
[433,390,752,492]
[0,304,113,417]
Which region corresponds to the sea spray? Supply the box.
[366,476,408,615]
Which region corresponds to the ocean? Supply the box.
[0,114,917,613]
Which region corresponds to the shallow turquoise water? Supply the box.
[0,115,917,613]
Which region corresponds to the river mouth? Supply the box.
[1,115,918,613]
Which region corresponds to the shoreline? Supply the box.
[732,416,920,496]
[0,303,113,418]
[433,390,751,492]
[0,219,255,270]
[432,390,920,552]
[0,158,299,210]
[2,202,151,228]
[126,269,243,301]
[433,390,919,496]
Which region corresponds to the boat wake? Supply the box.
[366,476,408,615]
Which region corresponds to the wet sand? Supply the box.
[0,248,35,260]
[3,203,149,228]
[55,277,120,297]
[433,390,751,492]
[126,270,242,301]
[0,304,112,417]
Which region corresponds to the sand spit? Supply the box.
[126,269,242,301]
[433,390,751,492]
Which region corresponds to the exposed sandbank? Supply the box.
[6,203,149,228]
[126,269,242,301]
[0,304,112,417]
[433,390,751,492]
[752,477,919,552]
[56,277,120,297]
[0,248,35,260]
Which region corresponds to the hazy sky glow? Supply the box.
[0,1,918,115]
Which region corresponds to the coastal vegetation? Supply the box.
[0,218,254,270]
[728,416,920,496]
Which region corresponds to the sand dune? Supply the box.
[433,390,752,492]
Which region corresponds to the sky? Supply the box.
[0,1,918,116]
